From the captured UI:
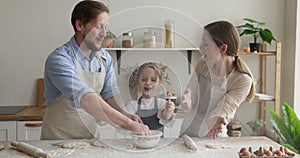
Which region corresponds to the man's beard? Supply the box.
[84,38,101,51]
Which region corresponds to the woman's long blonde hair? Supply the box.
[204,21,255,102]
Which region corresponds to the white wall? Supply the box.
[0,0,295,135]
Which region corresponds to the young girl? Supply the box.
[127,62,176,132]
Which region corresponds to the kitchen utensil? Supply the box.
[0,144,5,151]
[11,141,50,158]
[130,130,162,149]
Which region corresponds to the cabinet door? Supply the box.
[17,121,42,141]
[0,121,17,141]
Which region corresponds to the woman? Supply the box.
[181,20,255,138]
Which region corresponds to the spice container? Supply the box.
[122,32,133,48]
[143,30,156,48]
[164,20,174,48]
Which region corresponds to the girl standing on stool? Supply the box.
[127,62,176,132]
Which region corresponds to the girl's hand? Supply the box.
[181,88,192,109]
[165,100,175,113]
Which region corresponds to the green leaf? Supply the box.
[283,144,299,154]
[259,29,277,44]
[257,22,266,27]
[243,18,257,23]
[282,102,300,150]
[269,109,292,143]
[269,102,300,154]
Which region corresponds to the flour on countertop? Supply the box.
[205,143,232,149]
[49,148,74,157]
[53,141,90,149]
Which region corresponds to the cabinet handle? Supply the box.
[24,123,42,127]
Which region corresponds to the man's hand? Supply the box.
[123,112,143,123]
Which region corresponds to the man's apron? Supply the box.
[181,71,226,137]
[136,97,164,132]
[41,43,106,140]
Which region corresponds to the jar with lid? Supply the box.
[143,30,156,48]
[164,19,174,48]
[122,32,133,48]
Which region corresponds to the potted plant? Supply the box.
[237,18,277,52]
[268,102,300,154]
[247,118,265,136]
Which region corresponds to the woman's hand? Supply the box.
[208,117,226,139]
[180,88,192,109]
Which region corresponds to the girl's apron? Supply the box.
[41,43,106,140]
[136,97,164,132]
[181,71,226,137]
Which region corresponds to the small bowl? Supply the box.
[130,130,163,149]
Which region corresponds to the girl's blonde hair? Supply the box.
[129,62,166,90]
[204,21,255,102]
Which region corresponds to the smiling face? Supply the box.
[80,12,108,51]
[138,67,161,99]
[199,30,222,66]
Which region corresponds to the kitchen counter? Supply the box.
[0,136,298,158]
[0,106,45,121]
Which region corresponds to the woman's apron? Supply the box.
[41,43,106,140]
[181,72,226,137]
[136,97,164,132]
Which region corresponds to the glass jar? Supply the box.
[143,30,156,48]
[164,20,174,48]
[122,32,133,48]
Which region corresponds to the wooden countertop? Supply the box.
[0,106,46,121]
[0,105,184,121]
[0,136,298,158]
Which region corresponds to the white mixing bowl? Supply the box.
[130,130,163,149]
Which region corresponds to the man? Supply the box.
[41,0,149,140]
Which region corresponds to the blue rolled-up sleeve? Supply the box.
[45,47,94,108]
[100,50,120,100]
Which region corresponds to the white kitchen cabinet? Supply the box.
[17,121,42,141]
[0,121,42,141]
[0,121,17,141]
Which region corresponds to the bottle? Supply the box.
[122,32,133,48]
[164,20,174,48]
[143,30,156,48]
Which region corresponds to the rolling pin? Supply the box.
[11,141,50,158]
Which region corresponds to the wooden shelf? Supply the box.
[240,42,281,140]
[105,48,199,51]
[238,51,276,56]
[105,48,200,74]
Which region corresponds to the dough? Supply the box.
[54,141,90,149]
